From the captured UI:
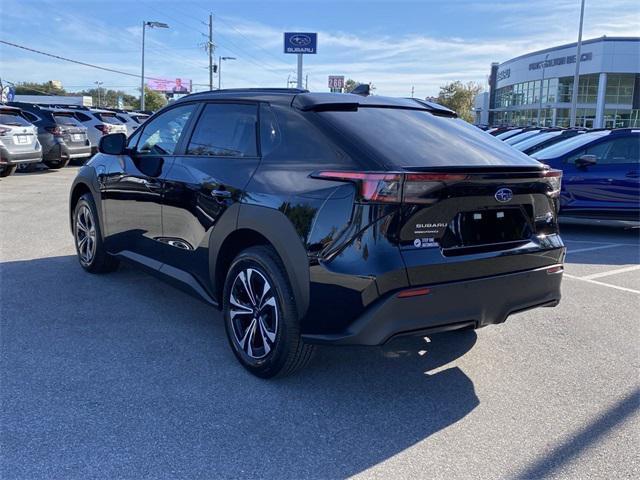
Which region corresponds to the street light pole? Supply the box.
[140,21,169,111]
[537,53,549,126]
[569,0,586,128]
[94,81,103,107]
[218,56,236,90]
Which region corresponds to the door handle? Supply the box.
[211,189,232,199]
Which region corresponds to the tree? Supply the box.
[343,78,360,93]
[435,81,483,123]
[138,86,167,111]
[73,88,138,109]
[14,81,66,96]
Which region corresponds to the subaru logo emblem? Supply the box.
[290,34,311,46]
[495,188,513,203]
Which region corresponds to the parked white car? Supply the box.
[107,109,150,136]
[0,106,42,177]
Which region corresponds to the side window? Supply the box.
[567,140,611,165]
[22,111,39,123]
[136,104,196,155]
[260,103,281,157]
[601,137,639,164]
[186,103,258,157]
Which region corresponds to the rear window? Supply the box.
[318,107,540,167]
[513,131,562,151]
[0,112,31,126]
[94,113,124,124]
[504,130,541,145]
[53,114,83,127]
[132,115,149,124]
[533,131,610,160]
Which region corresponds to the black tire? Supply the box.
[223,245,314,378]
[0,165,17,177]
[44,157,70,169]
[73,193,119,273]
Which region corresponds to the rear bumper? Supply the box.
[302,264,563,345]
[43,142,92,161]
[0,145,42,165]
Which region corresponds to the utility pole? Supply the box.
[569,0,586,128]
[305,74,308,90]
[208,13,214,91]
[411,86,415,98]
[141,21,146,110]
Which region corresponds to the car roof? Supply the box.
[175,88,457,116]
[0,105,23,113]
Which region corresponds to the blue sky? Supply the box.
[1,0,638,98]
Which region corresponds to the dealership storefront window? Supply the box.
[492,73,638,127]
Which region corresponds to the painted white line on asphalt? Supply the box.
[582,265,640,280]
[563,239,640,246]
[567,244,623,254]
[564,274,640,295]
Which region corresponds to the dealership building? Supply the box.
[475,36,640,128]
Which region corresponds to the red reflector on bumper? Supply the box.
[397,287,431,298]
[546,265,564,274]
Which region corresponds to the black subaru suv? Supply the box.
[69,89,565,377]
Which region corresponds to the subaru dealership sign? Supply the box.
[284,32,317,54]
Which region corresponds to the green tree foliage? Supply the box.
[14,81,66,96]
[139,86,168,111]
[343,79,360,93]
[74,88,138,109]
[436,81,483,123]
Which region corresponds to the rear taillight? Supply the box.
[542,168,562,197]
[0,127,10,136]
[313,171,466,204]
[313,171,402,203]
[45,126,63,136]
[94,124,111,135]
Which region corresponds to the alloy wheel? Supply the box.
[229,268,279,359]
[75,205,97,266]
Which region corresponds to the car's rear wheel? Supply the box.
[223,246,314,378]
[73,193,119,273]
[0,165,17,177]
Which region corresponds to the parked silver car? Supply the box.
[0,106,42,177]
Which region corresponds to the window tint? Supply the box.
[74,112,92,122]
[259,103,281,156]
[94,113,124,124]
[53,114,83,127]
[318,107,541,167]
[22,111,39,123]
[0,112,31,126]
[187,103,257,157]
[568,136,640,165]
[136,104,196,155]
[513,131,562,152]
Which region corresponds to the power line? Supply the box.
[0,40,166,81]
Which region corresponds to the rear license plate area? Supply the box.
[72,134,83,142]
[441,206,533,249]
[15,135,29,144]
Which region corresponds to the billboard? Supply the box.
[328,75,344,89]
[147,78,192,93]
[284,32,317,54]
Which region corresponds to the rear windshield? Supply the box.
[513,131,562,151]
[317,107,540,167]
[53,113,84,127]
[495,129,523,140]
[132,114,149,124]
[533,131,610,160]
[94,113,124,124]
[0,112,31,126]
[505,130,541,145]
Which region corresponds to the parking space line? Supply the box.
[582,265,640,280]
[566,244,623,254]
[563,239,640,246]
[564,274,640,295]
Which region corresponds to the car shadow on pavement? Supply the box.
[1,255,479,479]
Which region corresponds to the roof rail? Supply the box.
[186,87,308,97]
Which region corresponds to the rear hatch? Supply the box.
[0,109,39,154]
[94,112,128,135]
[52,113,89,146]
[314,103,565,286]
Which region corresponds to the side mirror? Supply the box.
[575,154,597,168]
[98,133,127,155]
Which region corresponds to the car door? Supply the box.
[160,102,261,287]
[562,135,640,217]
[100,103,198,261]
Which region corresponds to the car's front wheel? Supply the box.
[223,246,314,378]
[73,193,119,273]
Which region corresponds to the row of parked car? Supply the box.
[0,103,149,177]
[482,125,639,222]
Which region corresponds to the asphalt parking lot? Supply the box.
[1,166,639,480]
